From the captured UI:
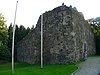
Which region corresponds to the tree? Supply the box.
[87,18,100,55]
[0,14,10,60]
[26,27,30,34]
[8,23,13,51]
[17,25,30,42]
[0,14,8,45]
[8,24,30,50]
[8,24,31,61]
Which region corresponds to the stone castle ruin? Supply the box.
[17,4,95,64]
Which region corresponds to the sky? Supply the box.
[0,0,100,28]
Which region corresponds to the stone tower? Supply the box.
[17,5,95,64]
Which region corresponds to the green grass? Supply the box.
[0,63,77,75]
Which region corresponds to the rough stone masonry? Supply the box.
[17,4,96,64]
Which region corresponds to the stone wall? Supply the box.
[17,5,95,64]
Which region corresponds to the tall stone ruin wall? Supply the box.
[17,5,95,64]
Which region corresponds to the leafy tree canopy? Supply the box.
[0,14,9,60]
[0,14,8,47]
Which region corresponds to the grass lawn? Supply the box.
[0,63,77,75]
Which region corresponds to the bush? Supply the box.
[0,45,10,61]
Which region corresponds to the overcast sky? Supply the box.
[0,0,100,28]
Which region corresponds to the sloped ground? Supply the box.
[72,57,100,75]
